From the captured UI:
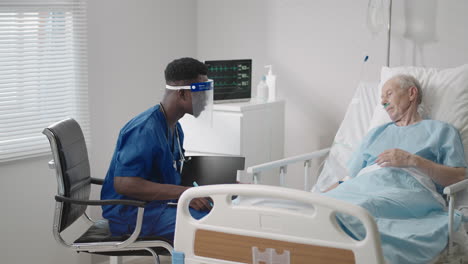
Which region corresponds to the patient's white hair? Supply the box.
[393,74,423,105]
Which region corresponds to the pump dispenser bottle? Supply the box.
[264,65,276,102]
[256,75,268,103]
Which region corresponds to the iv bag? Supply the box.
[366,0,386,36]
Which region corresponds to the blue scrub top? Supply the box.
[101,104,185,235]
[347,120,467,192]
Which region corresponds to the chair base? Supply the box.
[74,219,173,257]
[80,249,170,257]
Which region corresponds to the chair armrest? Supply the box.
[443,179,468,195]
[91,177,104,185]
[247,148,330,174]
[55,195,147,208]
[55,195,152,251]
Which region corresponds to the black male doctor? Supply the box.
[101,57,213,241]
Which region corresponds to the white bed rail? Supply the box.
[443,178,468,257]
[174,184,385,264]
[246,148,330,190]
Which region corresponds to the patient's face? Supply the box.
[381,79,413,122]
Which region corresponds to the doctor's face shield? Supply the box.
[166,79,214,124]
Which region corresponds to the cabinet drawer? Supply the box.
[180,111,242,155]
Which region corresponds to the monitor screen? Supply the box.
[205,59,252,102]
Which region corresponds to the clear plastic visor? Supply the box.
[166,80,214,124]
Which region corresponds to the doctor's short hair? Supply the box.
[394,74,423,105]
[164,57,208,83]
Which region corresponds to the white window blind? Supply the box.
[0,1,89,162]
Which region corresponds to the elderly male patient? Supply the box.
[324,74,467,264]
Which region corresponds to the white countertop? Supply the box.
[213,99,285,112]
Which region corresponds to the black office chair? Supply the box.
[43,118,173,264]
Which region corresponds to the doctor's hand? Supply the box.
[189,197,212,211]
[376,148,414,168]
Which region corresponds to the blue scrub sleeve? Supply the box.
[438,126,467,168]
[114,126,157,178]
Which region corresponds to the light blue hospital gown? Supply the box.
[325,120,467,264]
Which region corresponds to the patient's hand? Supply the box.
[323,182,340,192]
[376,148,414,168]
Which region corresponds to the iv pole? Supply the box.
[386,0,392,67]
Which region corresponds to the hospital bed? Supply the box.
[172,64,468,264]
[173,184,384,264]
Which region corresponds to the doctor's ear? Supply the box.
[178,90,189,100]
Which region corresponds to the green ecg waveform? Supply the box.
[209,65,250,72]
[209,66,237,72]
[211,75,237,79]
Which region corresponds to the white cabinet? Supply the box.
[180,100,285,175]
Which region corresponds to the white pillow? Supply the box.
[312,82,379,192]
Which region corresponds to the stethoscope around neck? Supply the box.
[160,103,189,174]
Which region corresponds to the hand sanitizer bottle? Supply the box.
[256,75,268,103]
[265,65,276,102]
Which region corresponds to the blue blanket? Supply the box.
[324,167,462,264]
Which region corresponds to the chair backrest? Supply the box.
[180,156,245,186]
[43,118,91,232]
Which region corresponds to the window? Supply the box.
[0,1,89,162]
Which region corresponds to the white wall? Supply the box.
[0,156,91,264]
[87,0,198,183]
[197,0,468,188]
